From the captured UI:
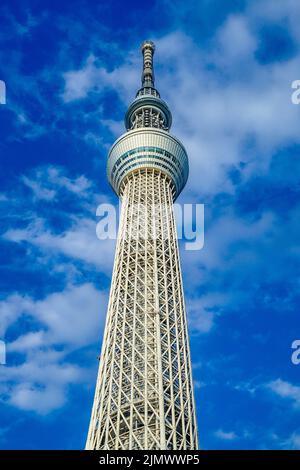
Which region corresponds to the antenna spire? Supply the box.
[141,40,155,88]
[126,40,172,130]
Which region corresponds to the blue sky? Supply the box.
[0,0,300,450]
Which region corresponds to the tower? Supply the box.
[86,41,198,450]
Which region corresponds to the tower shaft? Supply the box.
[86,169,197,449]
[86,40,198,450]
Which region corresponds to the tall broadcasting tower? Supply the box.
[86,41,198,450]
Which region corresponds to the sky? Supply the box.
[0,0,300,450]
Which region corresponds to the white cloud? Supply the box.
[60,7,300,195]
[180,209,276,299]
[214,15,256,63]
[270,430,300,450]
[62,52,139,104]
[9,383,66,414]
[31,283,107,347]
[0,283,107,414]
[3,283,107,348]
[22,175,56,201]
[2,164,116,274]
[21,166,93,201]
[0,293,32,337]
[9,331,45,352]
[187,293,229,333]
[267,379,300,408]
[62,54,99,102]
[157,33,300,196]
[214,429,238,440]
[0,8,48,39]
[4,216,116,274]
[2,359,87,414]
[193,380,206,389]
[285,433,300,450]
[248,0,300,43]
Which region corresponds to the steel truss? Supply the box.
[86,169,198,450]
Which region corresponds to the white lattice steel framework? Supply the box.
[86,41,198,450]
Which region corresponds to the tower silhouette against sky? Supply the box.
[86,41,198,450]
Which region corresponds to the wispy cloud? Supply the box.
[2,164,115,274]
[214,429,238,441]
[285,433,300,450]
[267,379,300,408]
[21,166,92,201]
[1,282,107,414]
